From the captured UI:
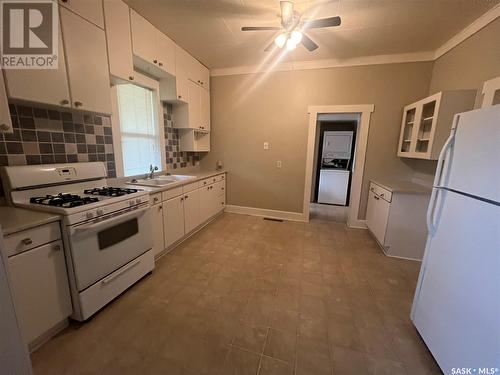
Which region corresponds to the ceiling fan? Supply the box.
[241,0,341,52]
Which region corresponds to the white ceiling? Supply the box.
[124,0,499,70]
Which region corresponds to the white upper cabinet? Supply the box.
[187,79,202,129]
[4,22,71,108]
[156,31,176,76]
[397,90,476,160]
[103,0,134,83]
[60,7,112,114]
[191,60,210,90]
[130,9,156,65]
[58,0,104,29]
[130,10,175,78]
[176,45,209,89]
[0,71,13,133]
[200,88,210,131]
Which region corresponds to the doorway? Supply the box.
[303,105,374,228]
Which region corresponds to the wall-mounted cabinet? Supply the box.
[0,71,13,133]
[397,90,476,160]
[171,81,210,131]
[130,10,175,78]
[178,130,210,152]
[58,0,104,29]
[103,0,134,83]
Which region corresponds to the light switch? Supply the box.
[276,160,282,168]
[264,142,269,150]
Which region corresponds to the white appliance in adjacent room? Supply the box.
[318,131,353,205]
[411,105,500,374]
[1,162,154,321]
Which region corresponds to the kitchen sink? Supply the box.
[128,174,196,187]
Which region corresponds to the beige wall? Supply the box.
[202,62,434,216]
[430,18,500,102]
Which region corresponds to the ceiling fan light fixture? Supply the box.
[286,37,298,51]
[274,32,287,48]
[290,30,303,45]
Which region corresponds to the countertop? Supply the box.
[111,169,227,195]
[0,206,61,236]
[371,178,432,194]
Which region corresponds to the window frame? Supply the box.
[110,72,166,177]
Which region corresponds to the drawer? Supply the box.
[150,193,161,205]
[369,182,392,203]
[78,250,154,320]
[161,186,183,201]
[199,173,225,188]
[183,181,199,193]
[5,222,61,257]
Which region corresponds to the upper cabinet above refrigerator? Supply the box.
[397,90,476,160]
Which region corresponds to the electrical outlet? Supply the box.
[264,142,269,150]
[276,160,282,168]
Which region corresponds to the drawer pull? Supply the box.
[22,238,33,245]
[374,196,380,200]
[101,260,140,285]
[380,193,385,197]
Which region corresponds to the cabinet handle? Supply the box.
[180,197,184,201]
[129,76,134,81]
[159,62,163,67]
[0,123,10,131]
[153,59,158,64]
[74,101,82,107]
[222,187,224,191]
[60,99,69,105]
[61,0,68,2]
[158,206,162,211]
[185,195,188,199]
[178,95,182,99]
[22,238,32,245]
[52,244,61,251]
[380,193,385,197]
[153,197,158,203]
[374,196,379,200]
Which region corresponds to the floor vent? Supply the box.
[263,217,283,222]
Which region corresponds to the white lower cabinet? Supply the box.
[162,195,185,248]
[8,240,72,346]
[183,189,200,234]
[151,203,165,257]
[366,190,390,245]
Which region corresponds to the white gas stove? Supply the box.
[1,162,154,321]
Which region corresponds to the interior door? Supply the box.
[162,196,185,248]
[412,190,500,373]
[184,189,200,234]
[4,22,70,107]
[60,8,112,114]
[8,241,72,345]
[151,204,164,257]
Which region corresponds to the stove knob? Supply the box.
[135,198,141,204]
[86,212,94,219]
[97,209,104,215]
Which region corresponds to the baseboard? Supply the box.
[224,205,308,222]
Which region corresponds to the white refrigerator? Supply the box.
[411,105,500,374]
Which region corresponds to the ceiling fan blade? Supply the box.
[264,40,275,52]
[301,33,319,51]
[241,26,281,31]
[303,16,341,29]
[280,1,294,27]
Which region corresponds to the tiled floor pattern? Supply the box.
[31,213,441,375]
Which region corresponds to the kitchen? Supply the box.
[0,1,499,374]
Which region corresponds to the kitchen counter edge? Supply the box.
[0,206,61,236]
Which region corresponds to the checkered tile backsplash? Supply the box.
[0,102,116,177]
[163,103,200,170]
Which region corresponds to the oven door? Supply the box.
[67,205,153,291]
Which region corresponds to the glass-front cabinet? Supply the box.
[397,90,476,160]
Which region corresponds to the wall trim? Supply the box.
[210,5,500,77]
[224,205,308,222]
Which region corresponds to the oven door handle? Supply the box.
[71,206,149,235]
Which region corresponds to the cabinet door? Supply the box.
[8,241,72,345]
[199,185,212,223]
[4,22,71,108]
[0,71,13,133]
[176,77,189,102]
[103,0,134,82]
[200,88,210,131]
[187,80,201,129]
[183,189,200,234]
[60,8,112,114]
[162,196,185,248]
[200,64,210,90]
[156,31,176,76]
[151,204,164,257]
[130,10,157,66]
[366,191,390,245]
[58,0,104,28]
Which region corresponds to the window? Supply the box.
[116,84,161,176]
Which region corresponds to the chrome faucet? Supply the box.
[147,164,158,179]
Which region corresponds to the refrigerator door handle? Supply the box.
[427,133,455,234]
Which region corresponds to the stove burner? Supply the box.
[84,187,139,197]
[30,194,99,208]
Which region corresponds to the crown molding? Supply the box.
[434,3,500,59]
[210,5,500,77]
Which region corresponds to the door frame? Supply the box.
[303,105,374,228]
